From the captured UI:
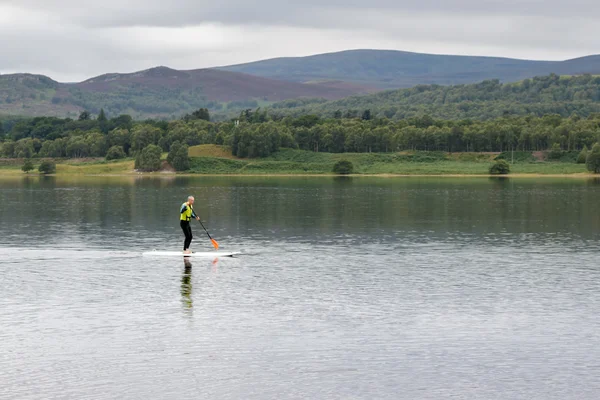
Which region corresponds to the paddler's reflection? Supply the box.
[181,258,193,311]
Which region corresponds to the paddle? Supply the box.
[198,219,219,250]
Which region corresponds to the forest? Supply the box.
[3,73,600,122]
[2,106,600,161]
[267,74,600,120]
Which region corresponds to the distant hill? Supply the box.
[267,74,600,120]
[0,67,369,118]
[4,49,600,119]
[220,49,600,89]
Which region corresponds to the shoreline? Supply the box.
[0,171,596,178]
[1,147,594,178]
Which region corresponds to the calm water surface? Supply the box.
[1,176,600,399]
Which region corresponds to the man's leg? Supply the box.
[181,221,191,252]
[187,225,193,251]
[184,224,193,252]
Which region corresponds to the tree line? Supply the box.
[267,74,600,120]
[2,108,600,161]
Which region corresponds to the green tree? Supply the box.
[98,108,107,122]
[167,141,182,165]
[66,137,89,158]
[489,159,510,175]
[1,141,15,157]
[15,139,35,158]
[97,109,108,133]
[31,138,43,154]
[292,115,320,128]
[108,115,133,131]
[329,125,346,153]
[86,132,108,157]
[231,128,240,156]
[191,108,210,121]
[171,144,190,171]
[293,127,311,150]
[333,160,354,175]
[586,143,600,173]
[21,159,34,173]
[39,138,67,158]
[309,125,324,152]
[38,161,56,174]
[250,108,268,123]
[78,110,91,121]
[105,145,126,161]
[577,145,589,164]
[131,125,161,153]
[135,144,162,172]
[158,136,170,151]
[548,142,563,160]
[165,122,194,146]
[108,128,131,154]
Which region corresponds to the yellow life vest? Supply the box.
[180,202,194,222]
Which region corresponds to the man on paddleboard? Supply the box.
[180,196,200,254]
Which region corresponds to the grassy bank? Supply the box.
[0,158,136,175]
[0,146,592,176]
[187,147,589,175]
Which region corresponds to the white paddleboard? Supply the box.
[142,251,240,258]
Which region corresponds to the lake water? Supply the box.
[1,176,600,399]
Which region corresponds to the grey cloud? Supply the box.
[0,21,399,81]
[1,0,599,81]
[350,11,599,52]
[4,0,600,28]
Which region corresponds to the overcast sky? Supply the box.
[1,0,598,82]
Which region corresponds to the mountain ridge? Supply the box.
[3,49,600,118]
[219,49,600,88]
[0,67,370,118]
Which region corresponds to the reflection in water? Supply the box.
[180,258,220,314]
[2,176,600,241]
[488,176,511,186]
[332,176,353,184]
[181,258,193,313]
[2,176,600,399]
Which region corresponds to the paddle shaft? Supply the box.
[197,219,219,250]
[198,219,213,240]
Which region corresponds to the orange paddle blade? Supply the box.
[211,239,219,250]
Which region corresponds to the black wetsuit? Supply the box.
[181,220,193,251]
[180,203,198,251]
